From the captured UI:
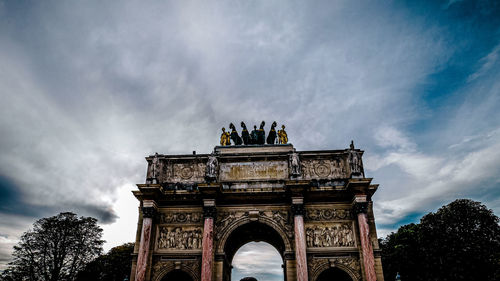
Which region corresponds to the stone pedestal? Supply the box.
[292,198,308,281]
[201,201,216,281]
[135,201,157,281]
[354,199,376,281]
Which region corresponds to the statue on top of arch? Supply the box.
[219,121,288,146]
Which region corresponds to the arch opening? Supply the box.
[232,242,284,281]
[222,221,287,281]
[161,269,193,281]
[316,267,353,281]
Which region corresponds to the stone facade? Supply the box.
[131,144,384,281]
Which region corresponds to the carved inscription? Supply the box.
[306,223,355,247]
[158,226,203,250]
[305,208,352,221]
[219,161,288,181]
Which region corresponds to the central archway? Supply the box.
[221,221,287,281]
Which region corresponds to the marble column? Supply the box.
[201,200,216,281]
[292,198,308,281]
[354,199,377,281]
[135,200,157,281]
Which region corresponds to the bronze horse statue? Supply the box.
[229,123,243,145]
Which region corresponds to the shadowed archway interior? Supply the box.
[161,269,193,281]
[316,267,352,281]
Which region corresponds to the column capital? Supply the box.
[353,201,369,215]
[203,206,217,218]
[203,199,217,218]
[142,200,158,218]
[291,204,305,216]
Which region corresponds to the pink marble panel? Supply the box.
[135,217,153,281]
[294,215,309,281]
[358,213,377,281]
[201,217,214,281]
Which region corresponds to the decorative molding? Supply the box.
[160,212,202,224]
[305,208,352,221]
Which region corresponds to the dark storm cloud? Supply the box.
[0,0,499,273]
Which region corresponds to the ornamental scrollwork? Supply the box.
[306,223,355,247]
[152,260,200,281]
[305,208,352,221]
[157,226,203,250]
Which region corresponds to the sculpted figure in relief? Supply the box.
[306,224,354,247]
[158,227,202,250]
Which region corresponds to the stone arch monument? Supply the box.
[130,143,384,281]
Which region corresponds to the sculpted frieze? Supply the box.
[157,226,203,250]
[305,208,352,221]
[306,223,355,247]
[160,212,202,224]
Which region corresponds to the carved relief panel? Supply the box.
[305,223,355,248]
[301,158,347,180]
[157,226,203,250]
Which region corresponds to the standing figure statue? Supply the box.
[290,152,301,177]
[267,121,277,144]
[229,123,243,145]
[205,153,218,180]
[148,152,161,183]
[348,140,363,177]
[220,127,231,146]
[278,125,288,144]
[250,125,258,144]
[257,121,266,145]
[241,122,250,145]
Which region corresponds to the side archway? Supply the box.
[152,261,200,281]
[308,258,360,281]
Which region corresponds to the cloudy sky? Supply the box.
[1,0,500,278]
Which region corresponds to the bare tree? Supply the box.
[1,212,104,281]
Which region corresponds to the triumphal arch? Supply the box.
[130,123,384,281]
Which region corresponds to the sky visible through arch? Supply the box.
[0,0,500,275]
[232,242,284,281]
